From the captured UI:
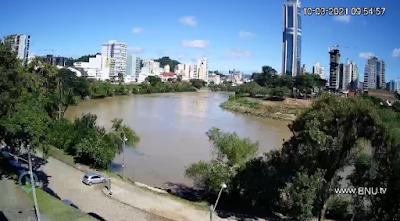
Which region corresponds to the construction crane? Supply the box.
[37,49,57,56]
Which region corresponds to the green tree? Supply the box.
[146,76,162,86]
[73,54,96,62]
[1,92,51,152]
[294,74,315,94]
[154,56,180,72]
[185,128,258,192]
[280,95,385,220]
[110,118,140,153]
[282,171,324,221]
[190,79,206,89]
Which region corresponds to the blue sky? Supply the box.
[1,0,399,80]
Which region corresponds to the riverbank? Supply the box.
[220,96,312,121]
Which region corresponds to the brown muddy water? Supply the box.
[65,92,292,188]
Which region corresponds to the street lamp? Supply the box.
[121,133,128,179]
[210,183,227,221]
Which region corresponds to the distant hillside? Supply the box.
[74,54,96,62]
[154,56,180,72]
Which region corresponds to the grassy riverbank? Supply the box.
[220,96,312,121]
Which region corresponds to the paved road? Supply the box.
[41,157,172,221]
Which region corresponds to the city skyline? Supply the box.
[0,0,399,80]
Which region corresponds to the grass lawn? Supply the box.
[27,187,96,221]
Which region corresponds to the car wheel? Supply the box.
[102,179,106,183]
[89,181,92,186]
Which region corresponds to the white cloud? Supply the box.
[333,15,351,23]
[132,28,143,34]
[181,40,209,48]
[359,52,375,59]
[392,48,400,58]
[227,48,252,58]
[128,47,146,54]
[179,16,197,27]
[239,31,257,39]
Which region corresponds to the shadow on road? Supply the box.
[87,212,106,221]
[0,212,8,221]
[165,182,206,202]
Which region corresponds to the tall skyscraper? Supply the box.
[363,56,386,91]
[196,57,209,82]
[4,34,31,64]
[282,0,302,76]
[101,40,128,80]
[329,47,341,90]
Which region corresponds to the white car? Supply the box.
[82,173,106,185]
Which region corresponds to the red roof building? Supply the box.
[162,73,175,77]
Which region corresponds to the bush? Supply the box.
[326,196,350,219]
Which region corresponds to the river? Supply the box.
[65,92,292,188]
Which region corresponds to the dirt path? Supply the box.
[41,157,172,221]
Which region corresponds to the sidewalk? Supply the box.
[103,178,231,221]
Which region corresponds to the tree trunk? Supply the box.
[318,201,328,221]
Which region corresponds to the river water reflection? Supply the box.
[65,92,291,188]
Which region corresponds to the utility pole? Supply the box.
[122,133,127,179]
[28,145,41,221]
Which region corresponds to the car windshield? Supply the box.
[84,175,89,179]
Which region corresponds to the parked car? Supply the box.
[82,173,106,185]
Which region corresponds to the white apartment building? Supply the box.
[73,62,90,69]
[175,64,185,75]
[343,59,352,89]
[395,78,400,93]
[197,57,209,82]
[4,34,31,63]
[313,62,325,79]
[351,62,358,82]
[101,40,128,80]
[363,56,385,91]
[164,64,170,73]
[87,54,103,80]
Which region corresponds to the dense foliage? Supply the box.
[73,54,96,63]
[154,56,180,72]
[189,79,206,89]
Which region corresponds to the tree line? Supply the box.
[186,94,400,221]
[209,66,327,100]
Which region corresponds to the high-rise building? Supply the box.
[101,40,128,80]
[312,62,325,79]
[387,80,395,91]
[338,63,344,90]
[395,78,400,93]
[351,61,359,82]
[329,47,341,90]
[126,55,138,76]
[300,64,307,75]
[197,57,209,82]
[4,34,30,64]
[343,59,352,90]
[363,56,386,91]
[282,0,302,76]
